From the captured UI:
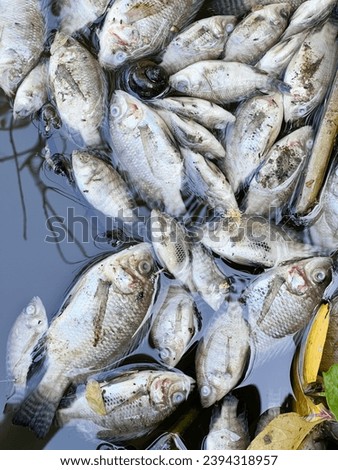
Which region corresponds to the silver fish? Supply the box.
[98,0,204,68]
[224,4,292,65]
[245,126,314,217]
[150,96,236,130]
[221,92,284,193]
[283,20,338,122]
[49,32,107,147]
[59,0,110,34]
[204,396,249,450]
[72,150,137,221]
[0,0,45,97]
[57,369,195,441]
[205,0,305,17]
[155,109,226,160]
[169,60,290,104]
[202,213,319,268]
[6,297,48,405]
[13,60,49,119]
[195,302,250,407]
[109,91,186,217]
[13,243,158,438]
[160,15,237,74]
[150,285,199,367]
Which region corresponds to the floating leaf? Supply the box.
[85,380,107,416]
[320,299,338,372]
[323,364,338,420]
[247,413,323,450]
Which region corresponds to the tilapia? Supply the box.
[205,0,305,17]
[13,61,49,119]
[169,61,290,104]
[160,15,237,74]
[150,96,235,130]
[6,297,48,405]
[13,243,158,438]
[59,0,110,34]
[0,0,45,97]
[204,396,249,450]
[98,0,204,68]
[202,213,319,268]
[223,4,292,65]
[150,285,199,367]
[155,109,226,160]
[195,302,250,407]
[282,0,337,40]
[109,91,186,217]
[49,32,107,147]
[245,126,314,217]
[221,92,284,193]
[283,20,338,122]
[57,369,195,441]
[182,147,239,215]
[72,150,137,221]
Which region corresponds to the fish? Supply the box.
[150,210,230,310]
[245,126,314,218]
[204,396,249,450]
[72,150,137,221]
[223,4,292,65]
[57,369,195,441]
[155,109,226,160]
[282,0,337,40]
[160,15,237,74]
[150,96,236,130]
[201,213,320,268]
[59,0,110,34]
[109,91,186,217]
[49,32,107,147]
[204,0,305,17]
[221,92,284,193]
[150,285,199,368]
[6,297,48,405]
[182,147,239,215]
[169,60,291,104]
[195,302,250,407]
[283,20,338,122]
[98,0,204,68]
[320,296,338,372]
[13,61,49,120]
[12,243,158,438]
[0,0,45,97]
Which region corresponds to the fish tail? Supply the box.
[268,77,291,95]
[12,387,59,438]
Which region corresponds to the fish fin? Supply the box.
[267,77,291,95]
[93,279,112,347]
[254,275,286,331]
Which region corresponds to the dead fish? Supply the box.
[155,109,226,160]
[98,0,204,68]
[205,0,305,17]
[221,92,284,193]
[283,20,338,122]
[204,396,249,450]
[59,0,110,34]
[202,213,320,268]
[150,96,235,130]
[0,0,45,97]
[223,4,292,65]
[72,149,137,221]
[282,0,337,40]
[320,296,338,373]
[49,32,107,146]
[13,60,49,119]
[12,243,158,438]
[6,297,48,405]
[150,285,199,368]
[109,91,186,217]
[160,15,237,74]
[169,60,291,104]
[57,369,195,441]
[245,126,314,217]
[182,147,239,215]
[195,302,250,407]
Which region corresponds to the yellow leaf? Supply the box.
[247,413,322,450]
[85,380,107,416]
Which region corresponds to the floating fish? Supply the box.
[59,0,110,34]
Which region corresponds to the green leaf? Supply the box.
[323,364,338,420]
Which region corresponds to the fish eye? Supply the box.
[226,23,234,33]
[110,105,121,118]
[26,304,36,315]
[200,385,211,397]
[172,391,185,405]
[115,51,127,64]
[298,105,307,117]
[312,269,326,283]
[306,139,314,150]
[159,347,173,361]
[174,78,190,93]
[138,260,152,274]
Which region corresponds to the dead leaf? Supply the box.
[85,380,107,416]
